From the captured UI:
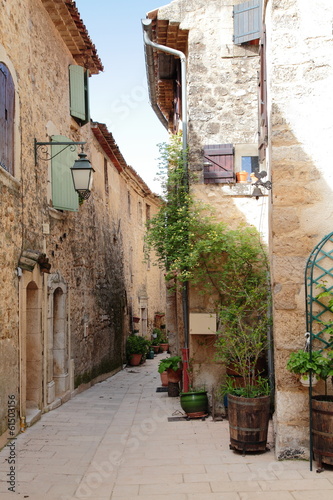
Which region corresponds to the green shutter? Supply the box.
[69,65,89,123]
[51,135,79,211]
[233,0,261,45]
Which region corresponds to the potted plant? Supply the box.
[180,388,209,418]
[158,356,182,383]
[214,247,271,453]
[126,334,149,366]
[286,349,328,386]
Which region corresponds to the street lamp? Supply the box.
[34,139,94,200]
[70,147,95,200]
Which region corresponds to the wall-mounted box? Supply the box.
[189,313,217,335]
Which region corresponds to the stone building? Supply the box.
[0,0,165,448]
[142,0,333,459]
[142,0,268,390]
[264,0,333,459]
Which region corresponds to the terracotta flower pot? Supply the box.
[236,171,248,183]
[160,343,169,352]
[160,371,168,387]
[129,353,142,366]
[167,368,182,383]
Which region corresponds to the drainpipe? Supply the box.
[142,19,190,391]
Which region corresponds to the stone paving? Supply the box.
[1,354,333,500]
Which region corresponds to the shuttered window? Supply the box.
[203,144,235,184]
[258,26,267,163]
[0,63,15,175]
[233,0,261,45]
[51,135,79,211]
[69,65,90,125]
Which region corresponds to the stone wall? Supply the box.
[266,0,333,457]
[0,0,165,446]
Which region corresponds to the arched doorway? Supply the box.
[53,287,68,397]
[26,281,42,413]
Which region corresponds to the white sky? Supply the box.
[76,0,169,194]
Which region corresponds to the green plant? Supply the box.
[126,335,149,358]
[158,356,181,374]
[287,349,333,380]
[152,327,167,344]
[145,135,271,397]
[220,375,270,399]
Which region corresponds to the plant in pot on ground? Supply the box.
[158,356,182,382]
[126,334,150,366]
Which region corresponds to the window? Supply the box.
[51,135,79,211]
[146,204,151,222]
[138,201,143,225]
[69,65,90,125]
[104,157,109,195]
[203,144,235,184]
[127,192,131,216]
[241,156,259,176]
[258,26,267,163]
[0,62,15,175]
[233,0,262,45]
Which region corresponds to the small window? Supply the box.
[203,144,235,184]
[69,65,90,125]
[233,0,262,45]
[146,204,151,222]
[138,201,143,225]
[0,62,15,175]
[128,192,131,216]
[104,157,109,196]
[241,156,259,176]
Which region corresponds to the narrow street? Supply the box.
[0,354,332,500]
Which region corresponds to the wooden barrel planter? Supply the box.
[312,395,333,467]
[228,394,270,453]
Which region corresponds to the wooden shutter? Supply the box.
[233,0,261,45]
[51,135,79,211]
[258,26,267,163]
[69,65,89,124]
[203,144,235,184]
[0,63,15,175]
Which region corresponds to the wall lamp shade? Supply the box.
[70,150,95,200]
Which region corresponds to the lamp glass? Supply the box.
[70,152,94,198]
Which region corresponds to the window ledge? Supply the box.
[0,167,20,191]
[217,183,268,197]
[48,206,67,220]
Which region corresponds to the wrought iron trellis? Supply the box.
[305,231,333,470]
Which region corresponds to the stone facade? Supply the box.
[146,0,268,392]
[0,0,165,448]
[265,0,333,458]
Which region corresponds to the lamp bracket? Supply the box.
[34,138,86,165]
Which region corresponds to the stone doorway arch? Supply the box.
[47,273,69,405]
[25,280,43,419]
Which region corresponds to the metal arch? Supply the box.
[305,231,333,471]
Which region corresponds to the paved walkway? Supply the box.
[1,354,333,500]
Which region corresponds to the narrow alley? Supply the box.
[0,354,332,500]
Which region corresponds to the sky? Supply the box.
[76,0,169,194]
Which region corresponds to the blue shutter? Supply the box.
[51,135,79,211]
[233,0,261,45]
[69,65,89,124]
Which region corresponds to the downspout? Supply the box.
[142,19,190,391]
